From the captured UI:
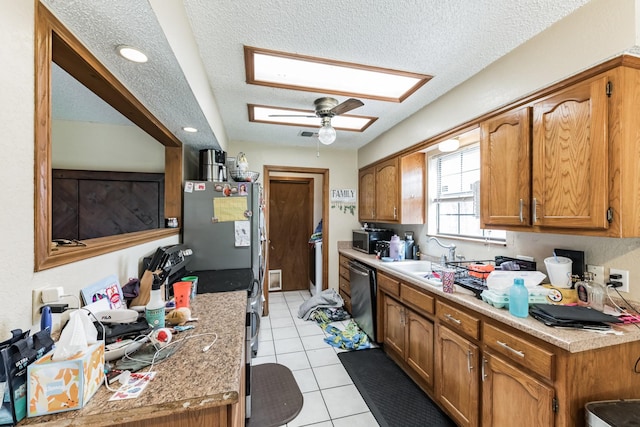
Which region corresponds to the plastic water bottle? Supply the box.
[509,277,529,318]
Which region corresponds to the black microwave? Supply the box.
[352,229,394,254]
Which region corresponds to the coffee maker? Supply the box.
[199,149,227,181]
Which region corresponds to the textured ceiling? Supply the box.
[43,0,593,151]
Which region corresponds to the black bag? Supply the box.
[0,329,54,426]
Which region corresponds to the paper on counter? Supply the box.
[109,372,156,401]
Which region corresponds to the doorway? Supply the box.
[263,166,329,316]
[269,178,313,292]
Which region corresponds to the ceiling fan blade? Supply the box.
[268,114,318,118]
[330,98,364,116]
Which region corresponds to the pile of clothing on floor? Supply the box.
[297,289,370,350]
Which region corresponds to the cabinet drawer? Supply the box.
[339,255,351,269]
[436,300,480,340]
[378,272,400,297]
[339,265,350,281]
[339,276,351,296]
[401,284,434,315]
[483,323,555,380]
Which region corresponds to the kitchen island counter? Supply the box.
[340,247,640,353]
[20,291,247,427]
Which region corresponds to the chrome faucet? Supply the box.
[428,236,456,264]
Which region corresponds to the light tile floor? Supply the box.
[252,290,380,427]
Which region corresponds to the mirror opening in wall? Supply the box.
[34,2,182,271]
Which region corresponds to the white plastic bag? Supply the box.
[51,310,98,361]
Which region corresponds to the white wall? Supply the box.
[228,142,361,291]
[53,120,165,172]
[361,0,640,301]
[0,2,178,340]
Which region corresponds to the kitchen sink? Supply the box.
[383,260,442,286]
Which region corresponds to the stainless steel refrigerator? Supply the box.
[182,181,264,279]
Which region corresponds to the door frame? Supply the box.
[263,165,329,316]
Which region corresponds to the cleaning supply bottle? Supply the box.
[145,273,165,329]
[509,277,529,318]
[389,235,401,261]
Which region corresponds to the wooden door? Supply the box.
[437,325,480,427]
[532,76,609,229]
[481,107,532,227]
[383,295,405,358]
[375,158,399,222]
[358,167,375,221]
[406,310,434,388]
[482,353,554,427]
[268,178,313,291]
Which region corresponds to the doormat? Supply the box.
[338,348,455,427]
[246,363,303,427]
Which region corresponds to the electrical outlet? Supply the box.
[32,286,49,324]
[609,268,630,292]
[586,264,605,284]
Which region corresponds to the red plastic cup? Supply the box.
[173,281,192,309]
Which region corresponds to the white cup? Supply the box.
[544,256,573,288]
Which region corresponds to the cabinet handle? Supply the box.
[532,198,538,223]
[394,206,397,219]
[519,199,524,223]
[497,340,525,358]
[444,313,461,325]
[467,350,473,373]
[482,357,488,381]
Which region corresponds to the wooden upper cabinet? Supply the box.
[532,75,609,230]
[375,158,399,222]
[358,153,425,224]
[400,152,425,224]
[358,166,376,222]
[480,107,532,227]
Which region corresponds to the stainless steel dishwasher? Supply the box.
[348,260,377,341]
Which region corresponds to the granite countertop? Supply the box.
[20,291,247,426]
[340,247,640,353]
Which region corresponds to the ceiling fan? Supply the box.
[269,97,364,145]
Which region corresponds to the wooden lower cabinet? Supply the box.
[382,293,434,389]
[436,325,480,427]
[338,255,352,314]
[482,352,554,427]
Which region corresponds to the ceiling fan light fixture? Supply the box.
[318,117,336,145]
[439,138,460,152]
[116,45,148,63]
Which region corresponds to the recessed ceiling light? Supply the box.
[182,127,198,133]
[117,45,148,63]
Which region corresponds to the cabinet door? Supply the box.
[482,353,554,427]
[480,107,532,227]
[383,295,405,358]
[532,76,609,229]
[406,310,434,388]
[375,158,399,222]
[437,325,480,427]
[358,167,376,221]
[400,152,425,224]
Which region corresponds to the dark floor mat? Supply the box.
[246,363,303,427]
[338,348,456,427]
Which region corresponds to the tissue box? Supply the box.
[27,342,104,417]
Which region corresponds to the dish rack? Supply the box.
[440,259,496,299]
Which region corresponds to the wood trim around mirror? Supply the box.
[34,2,183,271]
